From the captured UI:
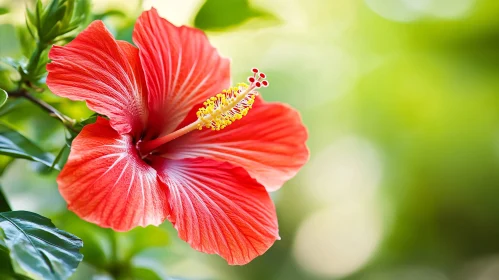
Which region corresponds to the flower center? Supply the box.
[138,68,269,157]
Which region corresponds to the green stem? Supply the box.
[108,230,128,279]
[9,89,76,132]
[25,41,48,77]
[110,230,118,263]
[13,38,77,133]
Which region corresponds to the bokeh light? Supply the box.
[304,136,382,206]
[362,266,448,280]
[459,255,499,280]
[293,200,383,278]
[365,0,476,22]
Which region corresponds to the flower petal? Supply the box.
[58,117,168,231]
[47,21,148,136]
[151,157,279,265]
[162,98,309,191]
[133,8,230,137]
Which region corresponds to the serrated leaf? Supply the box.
[0,89,8,108]
[194,0,276,31]
[0,123,59,170]
[0,211,83,280]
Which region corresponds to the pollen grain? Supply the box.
[196,69,269,131]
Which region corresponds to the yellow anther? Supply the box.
[196,83,259,131]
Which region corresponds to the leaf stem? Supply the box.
[9,89,76,132]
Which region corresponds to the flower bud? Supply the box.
[26,0,90,43]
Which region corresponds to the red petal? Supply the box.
[133,8,230,138]
[58,117,168,231]
[162,98,309,191]
[47,21,148,136]
[151,157,279,265]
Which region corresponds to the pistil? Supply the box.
[138,69,269,156]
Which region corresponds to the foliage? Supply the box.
[7,0,495,280]
[0,123,59,170]
[0,0,100,279]
[194,0,276,31]
[25,0,90,43]
[0,211,83,280]
[0,89,7,108]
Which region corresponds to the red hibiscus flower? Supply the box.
[46,9,308,265]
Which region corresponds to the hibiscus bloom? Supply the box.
[46,9,308,265]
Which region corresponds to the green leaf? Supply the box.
[0,7,9,16]
[131,248,188,280]
[0,156,13,176]
[118,226,169,261]
[68,114,99,141]
[132,266,191,280]
[131,253,178,280]
[0,188,11,213]
[17,26,36,57]
[0,123,59,170]
[0,231,30,279]
[49,144,68,170]
[0,65,17,93]
[0,211,83,280]
[73,113,99,133]
[0,99,25,118]
[131,266,164,280]
[55,213,112,271]
[76,114,98,128]
[0,89,8,108]
[0,160,13,213]
[92,9,126,21]
[72,0,91,28]
[194,0,276,31]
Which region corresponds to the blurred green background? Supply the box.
[2,0,499,279]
